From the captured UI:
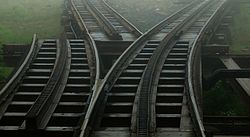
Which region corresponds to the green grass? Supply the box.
[0,67,13,80]
[0,0,64,44]
[230,4,250,54]
[204,81,250,116]
[0,0,64,80]
[0,66,14,87]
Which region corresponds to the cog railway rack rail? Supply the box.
[0,0,249,137]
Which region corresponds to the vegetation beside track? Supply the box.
[0,66,13,87]
[203,3,250,116]
[0,0,64,81]
[0,0,64,44]
[230,3,250,54]
[204,81,250,116]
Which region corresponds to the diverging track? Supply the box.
[78,0,228,137]
[0,0,231,136]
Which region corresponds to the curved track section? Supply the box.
[76,0,225,136]
[0,39,99,137]
[41,39,93,137]
[0,0,230,137]
[0,35,37,104]
[187,0,229,136]
[0,39,62,131]
[0,0,101,134]
[69,0,101,91]
[134,0,228,136]
[67,1,101,137]
[0,0,103,133]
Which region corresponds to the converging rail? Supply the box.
[69,0,142,40]
[77,0,229,136]
[40,39,94,136]
[0,39,63,131]
[0,5,101,135]
[0,38,100,137]
[0,34,38,104]
[0,0,236,136]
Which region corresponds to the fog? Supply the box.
[107,0,192,32]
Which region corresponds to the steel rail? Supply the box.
[70,0,101,136]
[0,39,59,132]
[71,0,101,106]
[70,0,100,90]
[101,0,142,37]
[25,39,68,129]
[77,1,200,136]
[134,0,216,136]
[64,0,77,38]
[83,0,122,40]
[187,0,228,137]
[100,0,198,86]
[44,40,72,129]
[70,0,90,33]
[0,34,37,104]
[69,21,78,38]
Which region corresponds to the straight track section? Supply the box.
[70,0,141,40]
[89,0,140,40]
[72,0,109,40]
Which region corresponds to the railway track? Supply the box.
[89,0,141,40]
[41,39,93,136]
[0,38,99,137]
[0,0,238,136]
[0,3,100,135]
[0,38,63,130]
[0,0,101,136]
[76,0,228,136]
[68,0,141,40]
